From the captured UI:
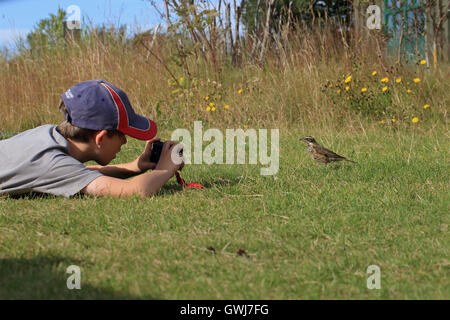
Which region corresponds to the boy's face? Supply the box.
[96,131,127,165]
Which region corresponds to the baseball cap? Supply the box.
[61,79,157,140]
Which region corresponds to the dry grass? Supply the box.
[0,25,448,135]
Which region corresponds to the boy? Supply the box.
[0,79,184,198]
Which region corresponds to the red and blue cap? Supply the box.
[61,79,157,140]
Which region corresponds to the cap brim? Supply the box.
[120,116,157,140]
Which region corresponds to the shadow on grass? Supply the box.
[6,192,65,200]
[198,176,243,188]
[157,174,243,196]
[4,173,243,199]
[0,255,148,299]
[5,192,92,201]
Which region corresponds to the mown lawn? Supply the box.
[0,125,448,299]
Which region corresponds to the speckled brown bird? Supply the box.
[300,136,357,166]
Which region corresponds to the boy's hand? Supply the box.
[155,140,185,174]
[135,137,161,173]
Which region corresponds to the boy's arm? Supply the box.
[81,141,184,198]
[86,159,153,179]
[81,168,174,197]
[86,138,159,179]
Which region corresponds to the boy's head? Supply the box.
[59,79,157,140]
[57,79,157,165]
[57,102,122,142]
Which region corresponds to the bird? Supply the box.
[300,136,357,166]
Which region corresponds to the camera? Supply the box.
[149,141,183,163]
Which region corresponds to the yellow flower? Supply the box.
[205,96,209,101]
[209,102,215,107]
[337,89,341,94]
[372,71,377,76]
[238,89,243,94]
[413,78,421,83]
[379,120,385,124]
[412,117,419,123]
[420,60,427,65]
[211,107,216,111]
[407,89,412,93]
[423,104,430,109]
[206,106,211,111]
[382,86,388,92]
[396,78,402,83]
[344,75,352,83]
[391,118,396,123]
[345,86,350,91]
[224,104,230,109]
[361,87,367,93]
[328,83,333,88]
[243,125,248,129]
[381,77,389,83]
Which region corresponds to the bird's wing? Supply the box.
[315,145,347,160]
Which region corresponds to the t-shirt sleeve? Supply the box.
[31,153,103,198]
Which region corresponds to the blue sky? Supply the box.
[0,0,165,50]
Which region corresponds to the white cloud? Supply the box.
[0,28,30,47]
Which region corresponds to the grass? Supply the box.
[0,12,449,299]
[1,23,449,133]
[1,124,448,299]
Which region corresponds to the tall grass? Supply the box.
[0,22,448,134]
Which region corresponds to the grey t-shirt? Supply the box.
[0,125,103,198]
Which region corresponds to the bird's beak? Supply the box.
[300,137,306,142]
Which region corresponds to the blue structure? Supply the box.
[383,0,426,62]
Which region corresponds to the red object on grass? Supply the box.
[185,182,204,189]
[175,171,204,189]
